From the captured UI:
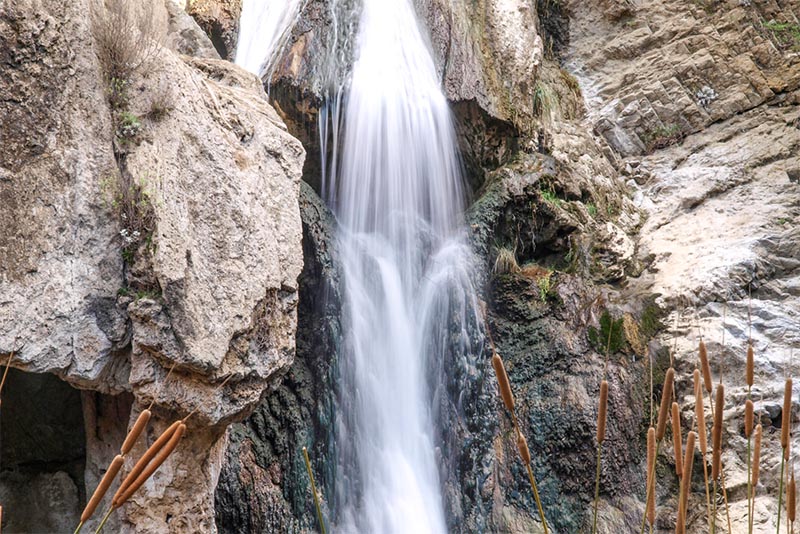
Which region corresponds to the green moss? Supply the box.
[588,311,626,354]
[639,299,665,339]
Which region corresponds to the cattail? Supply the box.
[744,399,754,438]
[746,343,754,388]
[672,402,683,477]
[657,368,675,440]
[782,378,793,450]
[790,470,797,523]
[646,427,656,526]
[517,433,531,465]
[597,380,608,444]
[492,353,514,412]
[81,455,124,522]
[699,340,712,393]
[752,423,762,487]
[712,383,724,480]
[113,422,186,507]
[676,431,697,534]
[121,409,152,455]
[114,420,181,500]
[694,371,708,455]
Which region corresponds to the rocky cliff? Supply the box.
[0,0,303,532]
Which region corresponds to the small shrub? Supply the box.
[493,247,521,275]
[586,203,598,218]
[539,183,564,208]
[102,171,156,263]
[147,81,175,121]
[559,68,581,96]
[92,0,166,84]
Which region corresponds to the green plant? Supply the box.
[586,202,598,218]
[102,171,157,265]
[763,21,800,49]
[532,81,559,125]
[117,112,142,139]
[106,77,129,110]
[641,124,683,152]
[588,311,625,354]
[537,271,552,302]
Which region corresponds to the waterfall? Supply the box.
[236,1,479,532]
[235,0,303,76]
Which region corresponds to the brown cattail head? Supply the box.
[752,423,762,487]
[699,340,712,393]
[646,427,656,526]
[712,383,724,480]
[492,353,514,412]
[789,470,797,523]
[677,431,697,534]
[121,409,152,456]
[782,378,793,450]
[694,371,708,455]
[745,399,754,438]
[657,368,675,441]
[114,420,181,501]
[517,433,531,465]
[597,380,609,444]
[746,343,754,388]
[114,422,186,507]
[81,454,124,522]
[672,402,683,477]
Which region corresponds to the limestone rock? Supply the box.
[0,0,305,531]
[185,0,241,60]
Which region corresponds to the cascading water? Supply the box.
[235,0,304,75]
[236,1,480,532]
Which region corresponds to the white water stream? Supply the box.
[237,1,476,531]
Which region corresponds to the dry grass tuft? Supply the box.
[493,247,520,275]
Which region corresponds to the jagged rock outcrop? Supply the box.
[0,0,304,532]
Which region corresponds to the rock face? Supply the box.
[0,0,304,532]
[565,0,800,531]
[185,0,241,60]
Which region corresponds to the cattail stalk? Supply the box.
[593,380,608,534]
[492,353,514,413]
[747,343,754,388]
[745,399,754,534]
[491,352,549,533]
[672,402,683,478]
[303,447,327,534]
[750,423,762,533]
[778,378,792,534]
[641,368,675,534]
[646,427,656,528]
[700,340,712,393]
[76,409,154,533]
[712,384,724,480]
[790,471,796,528]
[695,371,712,531]
[657,368,675,441]
[676,431,696,534]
